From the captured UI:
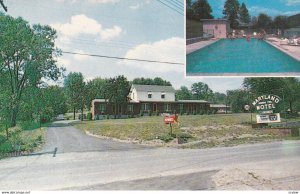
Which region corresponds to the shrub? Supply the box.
[87,113,92,121]
[177,132,193,139]
[291,128,300,137]
[158,134,175,143]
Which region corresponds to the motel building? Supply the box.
[201,19,231,39]
[91,84,213,120]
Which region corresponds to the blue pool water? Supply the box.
[186,39,300,75]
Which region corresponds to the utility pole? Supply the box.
[0,0,7,12]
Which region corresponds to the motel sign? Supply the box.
[252,94,281,124]
[252,94,281,112]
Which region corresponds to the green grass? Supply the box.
[0,123,46,159]
[73,114,300,148]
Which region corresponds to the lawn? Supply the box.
[73,114,300,148]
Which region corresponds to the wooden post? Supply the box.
[169,123,172,135]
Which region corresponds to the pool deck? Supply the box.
[265,37,300,62]
[186,39,220,55]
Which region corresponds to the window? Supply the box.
[141,103,150,111]
[148,92,152,98]
[99,104,106,114]
[161,93,166,99]
[164,103,171,112]
[179,104,184,112]
[127,104,133,112]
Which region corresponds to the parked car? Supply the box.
[56,114,65,120]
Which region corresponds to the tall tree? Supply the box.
[191,82,213,100]
[85,77,108,110]
[104,75,131,118]
[132,77,171,86]
[64,72,86,120]
[257,13,272,29]
[186,0,195,19]
[212,92,227,104]
[273,15,289,36]
[239,3,250,24]
[223,0,240,28]
[0,15,63,127]
[193,0,214,20]
[176,86,192,100]
[226,89,250,113]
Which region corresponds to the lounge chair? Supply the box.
[288,39,299,46]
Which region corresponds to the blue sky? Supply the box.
[209,0,300,18]
[3,0,245,93]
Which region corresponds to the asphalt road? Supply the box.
[41,121,148,154]
[0,121,300,190]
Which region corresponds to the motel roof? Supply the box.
[210,104,230,108]
[201,19,228,22]
[132,84,175,93]
[178,100,209,103]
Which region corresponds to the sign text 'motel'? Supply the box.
[252,94,280,111]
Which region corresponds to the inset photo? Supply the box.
[186,0,300,76]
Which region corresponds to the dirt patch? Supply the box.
[212,168,280,190]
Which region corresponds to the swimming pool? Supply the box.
[186,39,300,76]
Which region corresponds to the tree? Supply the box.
[239,3,250,24]
[257,13,272,29]
[251,16,258,28]
[226,89,250,113]
[132,77,171,86]
[176,86,192,100]
[212,92,227,104]
[186,0,195,20]
[273,15,289,36]
[191,82,213,100]
[85,77,108,110]
[193,0,214,20]
[104,75,131,118]
[0,15,63,127]
[64,72,86,120]
[223,0,240,28]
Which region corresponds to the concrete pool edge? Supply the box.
[186,72,300,77]
[186,39,221,55]
[265,40,300,62]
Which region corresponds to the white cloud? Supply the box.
[56,57,71,68]
[122,37,184,73]
[129,1,150,10]
[73,50,90,61]
[51,14,122,40]
[285,0,300,5]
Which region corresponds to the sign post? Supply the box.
[164,115,178,135]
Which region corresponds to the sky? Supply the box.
[209,0,300,18]
[2,0,245,93]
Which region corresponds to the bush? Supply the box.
[158,134,175,143]
[87,113,92,121]
[291,128,300,137]
[177,132,193,139]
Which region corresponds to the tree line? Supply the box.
[187,0,292,33]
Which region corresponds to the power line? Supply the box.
[156,0,184,16]
[62,51,184,65]
[0,0,7,12]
